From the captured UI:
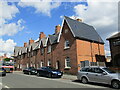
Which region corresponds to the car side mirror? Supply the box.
[103,72,107,75]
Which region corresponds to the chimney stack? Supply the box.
[39,32,46,40]
[76,18,82,22]
[55,24,61,34]
[29,38,34,45]
[24,42,27,47]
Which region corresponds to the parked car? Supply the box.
[77,66,120,89]
[0,67,6,76]
[23,67,37,75]
[36,66,63,78]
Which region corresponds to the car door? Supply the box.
[93,68,111,84]
[87,68,98,82]
[84,68,96,82]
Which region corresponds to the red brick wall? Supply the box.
[76,39,105,71]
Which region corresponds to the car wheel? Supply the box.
[48,73,52,78]
[81,77,88,84]
[111,80,120,89]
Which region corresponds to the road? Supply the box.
[0,72,116,89]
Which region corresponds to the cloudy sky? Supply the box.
[0,0,119,57]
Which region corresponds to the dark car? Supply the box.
[36,66,63,78]
[0,67,6,76]
[23,67,37,75]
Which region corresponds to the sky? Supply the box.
[0,0,119,57]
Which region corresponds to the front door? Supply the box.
[56,61,60,70]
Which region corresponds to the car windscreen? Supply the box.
[102,68,116,73]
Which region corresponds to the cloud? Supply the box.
[18,0,61,16]
[73,0,118,56]
[0,39,16,57]
[0,19,25,36]
[0,2,19,25]
[0,2,25,36]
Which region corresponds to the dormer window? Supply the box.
[64,40,70,49]
[47,45,51,53]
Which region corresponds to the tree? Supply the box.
[4,58,13,61]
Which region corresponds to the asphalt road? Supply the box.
[0,72,116,89]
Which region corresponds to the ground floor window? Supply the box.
[47,60,51,66]
[65,57,71,68]
[41,60,44,67]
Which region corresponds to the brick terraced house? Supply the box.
[14,16,105,74]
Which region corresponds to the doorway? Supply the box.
[56,61,60,70]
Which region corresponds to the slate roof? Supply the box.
[40,37,47,47]
[48,34,59,44]
[14,46,22,56]
[26,42,39,52]
[64,16,104,44]
[107,32,120,40]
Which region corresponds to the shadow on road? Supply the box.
[72,80,114,89]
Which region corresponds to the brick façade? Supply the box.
[14,16,105,75]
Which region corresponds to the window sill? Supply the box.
[47,52,51,54]
[64,67,71,69]
[64,47,70,50]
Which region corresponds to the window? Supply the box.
[65,29,68,33]
[47,60,51,66]
[64,40,70,49]
[40,61,44,67]
[65,57,71,68]
[41,48,44,55]
[31,51,33,57]
[47,45,51,53]
[113,40,120,46]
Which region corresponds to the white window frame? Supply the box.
[41,61,44,67]
[47,60,51,66]
[65,57,71,68]
[64,40,70,49]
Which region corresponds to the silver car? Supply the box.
[77,66,120,89]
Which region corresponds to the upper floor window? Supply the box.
[47,45,51,53]
[113,40,120,46]
[65,57,71,68]
[47,60,51,66]
[64,40,70,49]
[41,48,44,55]
[27,52,30,57]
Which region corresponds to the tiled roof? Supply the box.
[64,16,104,44]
